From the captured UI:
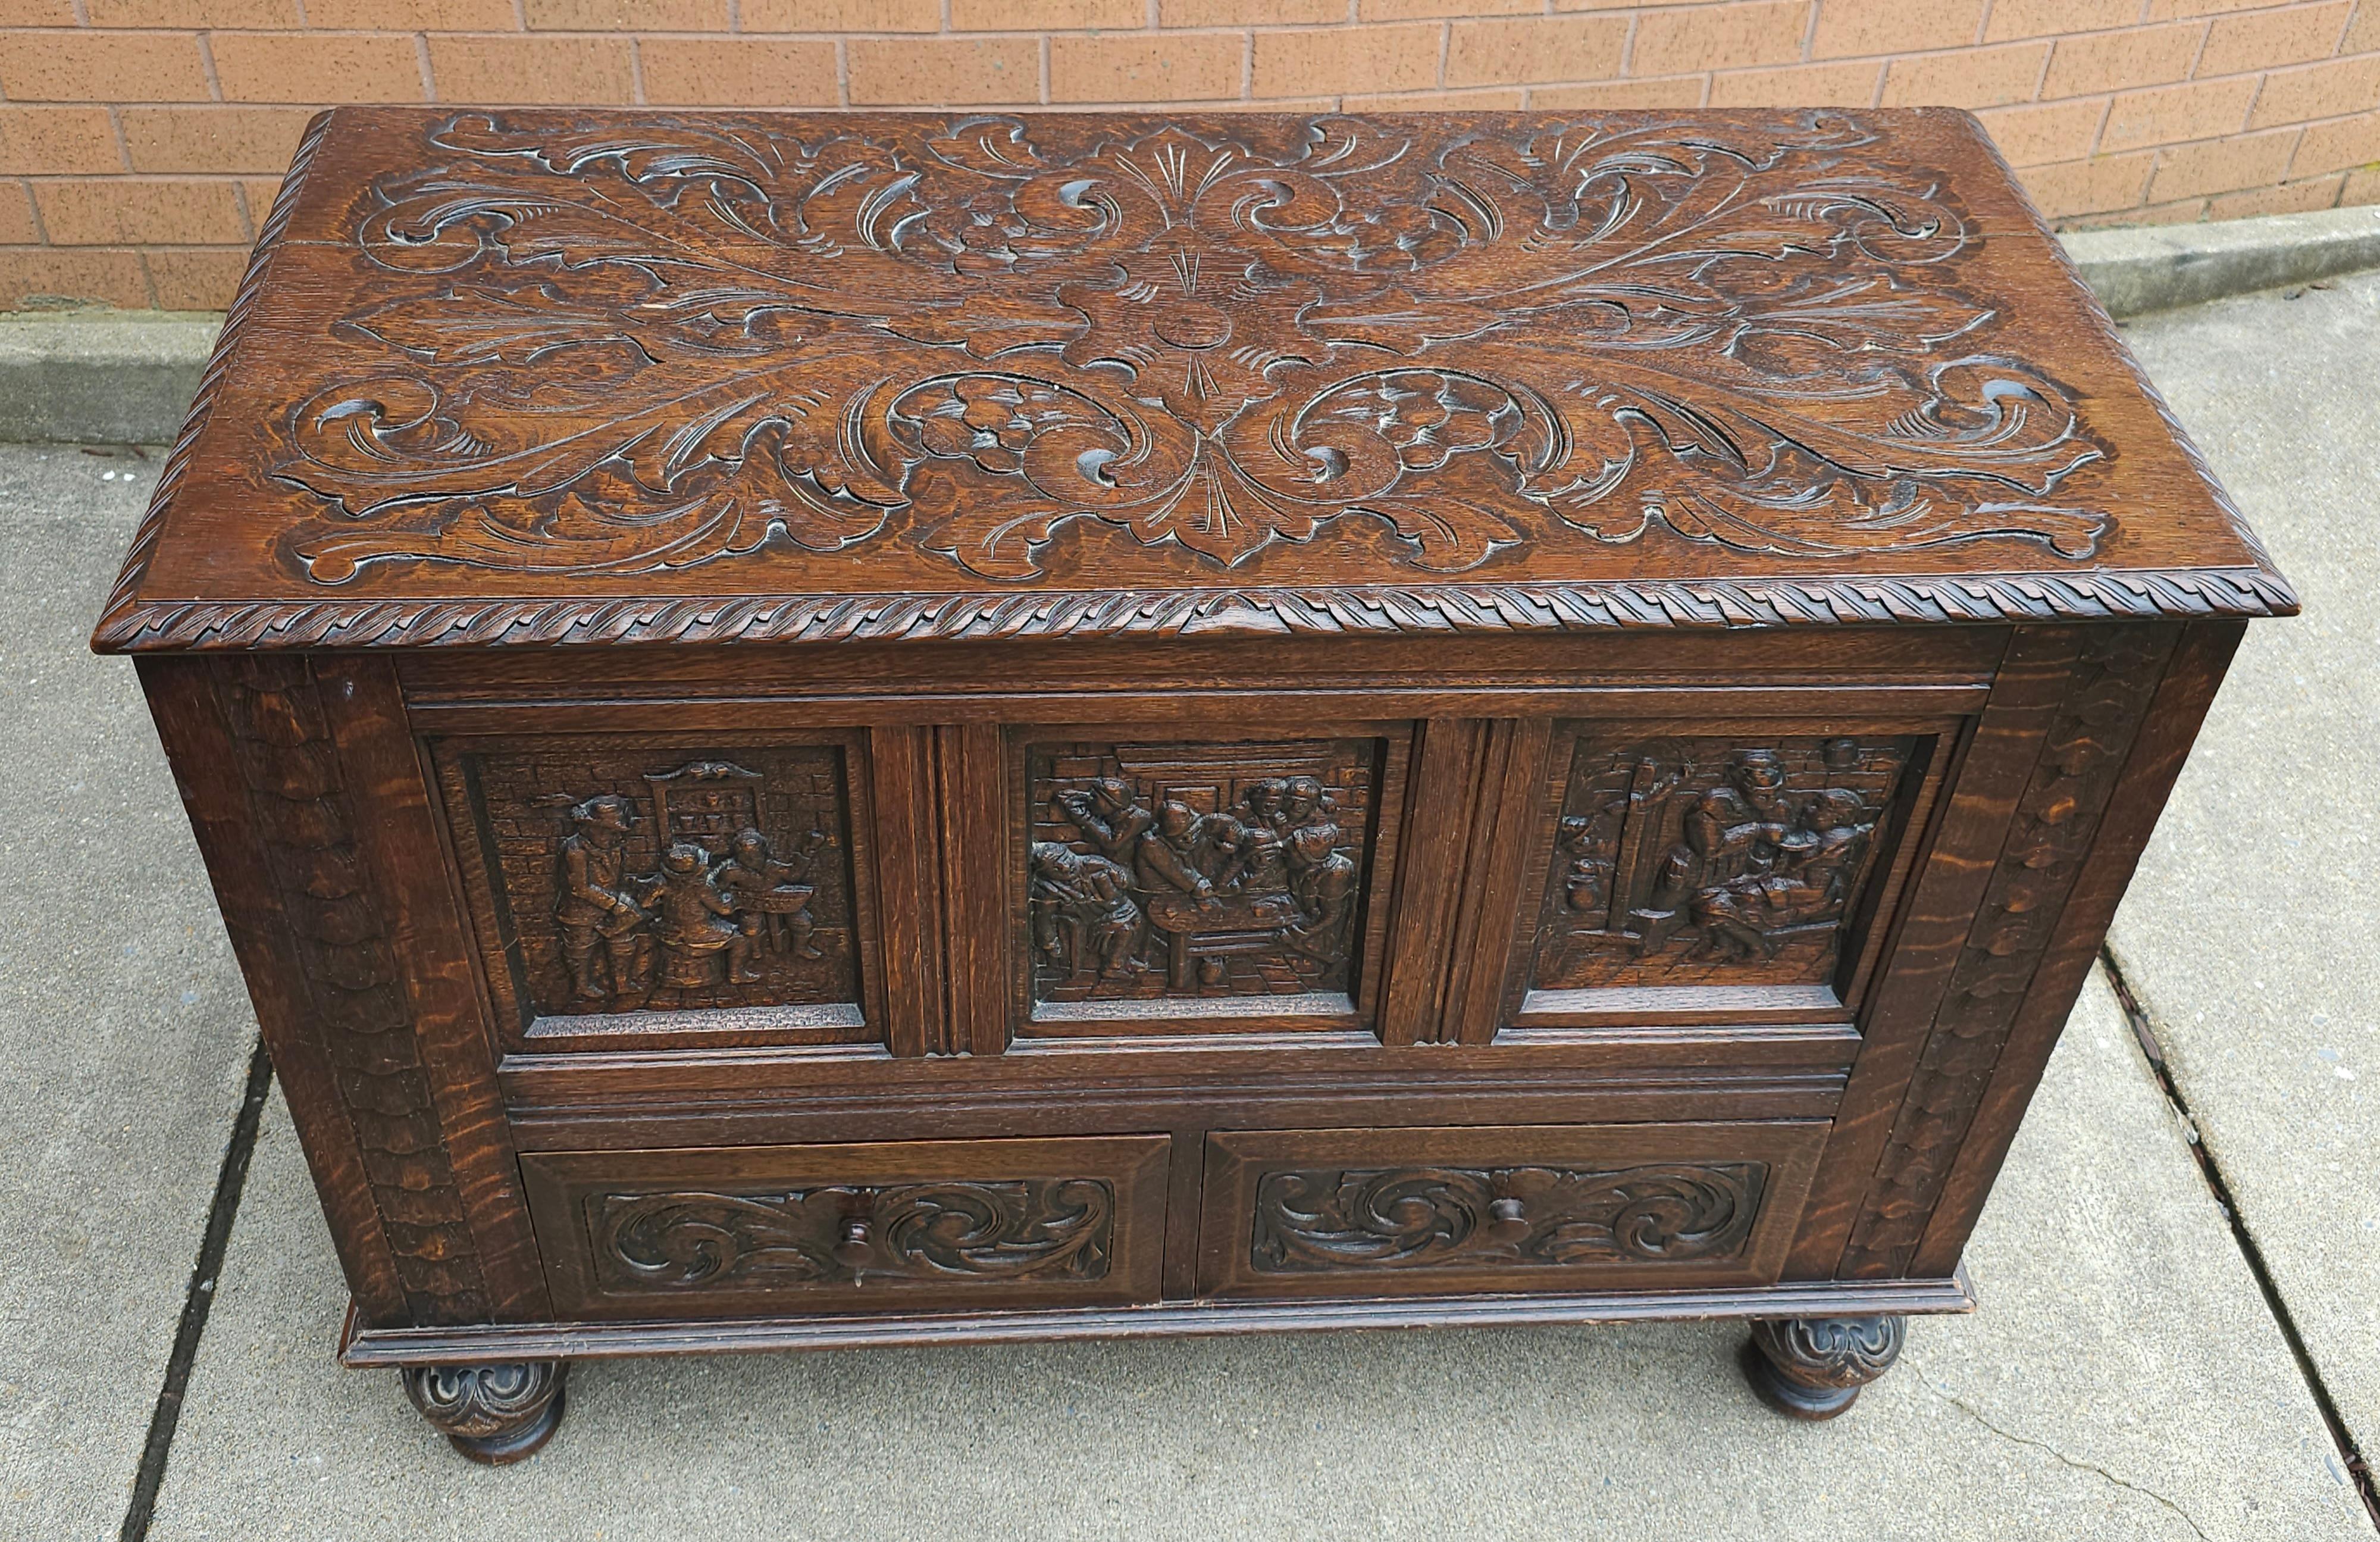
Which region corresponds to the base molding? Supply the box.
[341,1271,1974,1367]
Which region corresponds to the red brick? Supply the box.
[0,106,121,176]
[2206,170,2347,214]
[1364,0,1533,17]
[119,107,317,174]
[1051,33,1245,102]
[0,1,76,21]
[1814,0,1983,58]
[2347,0,2380,54]
[2197,2,2355,78]
[848,37,1039,104]
[146,248,252,311]
[0,32,211,102]
[1880,42,2047,107]
[1634,2,1811,75]
[0,183,36,246]
[1255,23,1438,96]
[2040,23,2205,99]
[1709,60,1882,107]
[638,39,838,105]
[1447,16,1628,86]
[1986,0,2141,42]
[2146,0,2293,17]
[427,36,635,103]
[1346,86,1527,108]
[524,0,727,27]
[744,0,939,26]
[1163,0,1343,21]
[2250,54,2380,128]
[36,177,249,246]
[0,247,151,309]
[307,0,518,23]
[1975,98,2109,165]
[212,34,425,104]
[2292,108,2380,172]
[2148,125,2301,198]
[84,0,297,23]
[2100,77,2259,149]
[239,177,280,221]
[1532,77,1706,107]
[2019,149,2157,214]
[950,0,1142,25]
[2343,163,2380,201]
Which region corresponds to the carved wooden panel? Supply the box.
[1838,625,2172,1277]
[522,1136,1170,1317]
[1524,733,1916,998]
[93,108,2295,657]
[433,734,870,1045]
[215,657,495,1323]
[1020,734,1390,1027]
[1199,1122,1824,1297]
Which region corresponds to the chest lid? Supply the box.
[92,107,2292,653]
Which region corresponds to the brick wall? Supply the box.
[0,0,2373,312]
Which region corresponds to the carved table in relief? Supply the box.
[93,106,2292,1461]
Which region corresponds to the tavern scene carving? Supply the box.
[1532,735,1911,990]
[271,110,2115,591]
[1251,1161,1767,1274]
[452,743,857,1018]
[1027,739,1376,1005]
[588,1180,1115,1293]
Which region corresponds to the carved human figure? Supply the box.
[1054,777,1155,867]
[1028,841,1144,979]
[1135,800,1216,900]
[715,827,824,961]
[553,793,649,1000]
[1234,779,1293,893]
[643,840,754,990]
[1285,820,1359,958]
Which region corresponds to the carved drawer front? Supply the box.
[431,731,882,1053]
[523,1136,1170,1319]
[1014,725,1409,1040]
[1504,722,1947,1028]
[1197,1122,1825,1299]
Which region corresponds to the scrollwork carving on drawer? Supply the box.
[1251,1162,1768,1274]
[593,1179,1116,1292]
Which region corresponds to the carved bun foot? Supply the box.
[401,1360,566,1465]
[1742,1316,1905,1421]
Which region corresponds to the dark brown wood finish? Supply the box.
[97,108,2286,1456]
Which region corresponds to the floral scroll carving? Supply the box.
[1250,1161,1767,1273]
[274,111,2110,587]
[588,1180,1115,1293]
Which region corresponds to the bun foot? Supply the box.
[1742,1316,1905,1421]
[401,1360,566,1464]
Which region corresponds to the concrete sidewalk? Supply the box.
[2,272,2376,1539]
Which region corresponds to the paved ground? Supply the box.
[2,270,2375,1538]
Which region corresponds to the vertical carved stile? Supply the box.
[866,725,946,1057]
[1837,625,2174,1278]
[214,656,494,1323]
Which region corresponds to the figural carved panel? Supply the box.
[434,734,868,1042]
[1524,731,1918,1001]
[1022,735,1388,1025]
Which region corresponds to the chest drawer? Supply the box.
[1196,1121,1824,1299]
[522,1136,1170,1319]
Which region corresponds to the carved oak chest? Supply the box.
[94,107,2292,1461]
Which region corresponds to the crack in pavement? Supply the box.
[1923,1378,2214,1542]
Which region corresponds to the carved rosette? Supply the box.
[1251,1162,1767,1274]
[270,110,2115,589]
[402,1360,567,1464]
[1743,1315,1906,1420]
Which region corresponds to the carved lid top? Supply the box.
[92,107,2293,652]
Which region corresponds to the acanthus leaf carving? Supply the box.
[270,110,2115,589]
